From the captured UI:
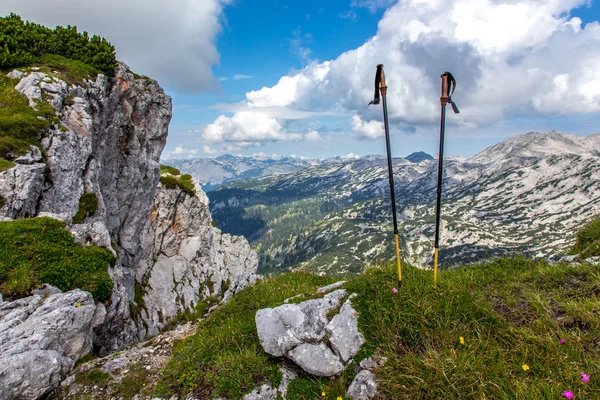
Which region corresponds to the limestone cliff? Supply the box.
[0,63,258,365]
[132,180,259,337]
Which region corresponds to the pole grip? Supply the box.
[440,73,449,106]
[378,64,387,95]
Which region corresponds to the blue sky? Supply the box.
[2,0,600,160]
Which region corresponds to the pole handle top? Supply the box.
[440,72,459,113]
[377,64,387,95]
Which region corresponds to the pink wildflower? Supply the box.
[392,287,398,293]
[581,373,590,383]
[562,391,574,399]
[560,338,566,344]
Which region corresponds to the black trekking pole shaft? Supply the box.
[375,65,402,287]
[433,72,458,287]
[382,94,399,236]
[433,103,446,287]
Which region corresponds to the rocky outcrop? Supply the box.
[132,182,259,336]
[0,290,97,400]
[1,64,173,353]
[0,64,260,397]
[255,283,364,377]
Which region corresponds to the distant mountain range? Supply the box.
[207,131,600,273]
[163,152,431,191]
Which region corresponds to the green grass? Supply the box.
[75,369,111,387]
[0,217,115,301]
[0,72,54,160]
[72,192,98,224]
[154,272,336,399]
[159,172,196,197]
[569,216,600,259]
[155,258,600,399]
[0,158,15,172]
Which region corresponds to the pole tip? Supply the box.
[398,280,402,288]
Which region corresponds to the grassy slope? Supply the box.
[569,216,600,259]
[0,217,115,301]
[155,257,600,399]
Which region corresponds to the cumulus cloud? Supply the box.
[208,0,599,143]
[351,115,384,139]
[167,146,198,158]
[203,145,218,154]
[201,112,304,143]
[305,130,323,142]
[0,0,230,92]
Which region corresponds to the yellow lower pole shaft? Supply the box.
[394,233,402,287]
[433,247,439,288]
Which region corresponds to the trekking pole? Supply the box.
[433,72,460,288]
[369,64,402,288]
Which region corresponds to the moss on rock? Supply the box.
[72,192,98,224]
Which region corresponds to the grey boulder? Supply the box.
[0,290,96,400]
[287,343,345,377]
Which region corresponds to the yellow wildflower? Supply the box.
[459,336,465,345]
[75,303,81,308]
[322,392,326,397]
[522,364,530,371]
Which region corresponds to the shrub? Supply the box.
[0,217,115,301]
[0,13,117,76]
[160,164,181,175]
[160,175,196,197]
[72,192,98,224]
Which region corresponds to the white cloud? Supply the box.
[351,0,396,12]
[203,145,218,154]
[217,0,599,140]
[305,129,323,142]
[290,27,312,63]
[167,145,198,158]
[233,74,253,80]
[201,112,304,143]
[0,0,230,93]
[344,152,361,159]
[351,115,383,139]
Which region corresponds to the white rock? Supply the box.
[0,290,96,400]
[14,145,43,165]
[326,298,365,363]
[317,280,346,294]
[256,289,347,357]
[287,343,345,377]
[346,370,378,400]
[0,164,46,219]
[7,70,25,79]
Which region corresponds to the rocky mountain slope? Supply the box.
[209,131,600,272]
[0,62,258,398]
[163,152,431,192]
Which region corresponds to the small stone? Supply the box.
[346,370,378,400]
[317,281,346,294]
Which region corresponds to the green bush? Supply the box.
[569,216,600,258]
[72,192,98,224]
[0,13,117,76]
[0,217,115,301]
[160,175,196,197]
[160,164,181,175]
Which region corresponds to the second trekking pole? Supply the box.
[369,64,402,288]
[433,72,460,288]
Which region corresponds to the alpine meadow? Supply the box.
[0,1,600,400]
